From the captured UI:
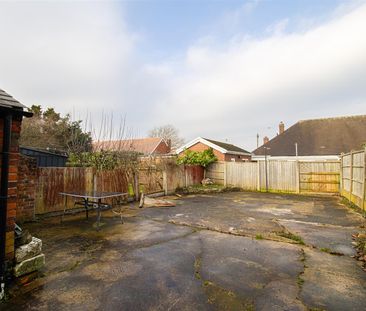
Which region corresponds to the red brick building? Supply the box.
[0,89,32,294]
[93,137,171,156]
[176,137,251,162]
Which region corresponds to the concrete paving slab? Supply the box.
[198,231,306,310]
[279,219,357,255]
[300,248,366,311]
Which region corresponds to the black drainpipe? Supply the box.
[0,112,12,297]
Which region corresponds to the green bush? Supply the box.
[177,148,217,168]
[67,150,138,170]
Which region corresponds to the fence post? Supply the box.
[349,150,354,201]
[163,170,168,195]
[362,148,366,212]
[296,160,300,194]
[134,171,139,201]
[223,162,227,187]
[340,153,343,195]
[184,165,188,188]
[93,169,97,193]
[257,161,260,191]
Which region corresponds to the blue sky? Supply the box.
[0,0,365,150]
[124,0,344,59]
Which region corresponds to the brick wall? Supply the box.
[179,142,251,162]
[180,142,225,161]
[0,116,22,261]
[153,140,171,154]
[16,155,37,223]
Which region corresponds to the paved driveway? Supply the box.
[4,192,366,310]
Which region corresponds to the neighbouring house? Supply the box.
[252,115,366,161]
[93,137,171,156]
[0,89,33,296]
[176,137,252,162]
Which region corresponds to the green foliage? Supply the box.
[177,148,217,168]
[67,150,139,170]
[20,105,92,153]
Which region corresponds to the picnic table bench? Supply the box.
[59,191,128,229]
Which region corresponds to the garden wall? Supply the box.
[16,155,38,222]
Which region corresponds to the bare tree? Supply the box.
[148,124,185,151]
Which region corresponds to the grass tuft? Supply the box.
[255,234,264,240]
[277,231,305,245]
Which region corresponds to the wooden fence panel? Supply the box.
[226,162,257,190]
[34,162,203,214]
[268,161,297,192]
[342,154,352,192]
[185,166,204,186]
[299,161,340,193]
[206,162,225,184]
[351,152,364,198]
[207,159,340,194]
[36,167,93,214]
[341,149,366,210]
[165,165,204,193]
[138,168,164,194]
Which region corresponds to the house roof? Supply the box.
[176,137,251,155]
[0,88,32,117]
[253,115,366,156]
[0,88,27,109]
[93,137,169,155]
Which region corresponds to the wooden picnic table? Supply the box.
[59,191,128,229]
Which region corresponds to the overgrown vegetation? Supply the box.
[67,150,139,170]
[20,105,92,153]
[177,148,217,168]
[176,184,241,194]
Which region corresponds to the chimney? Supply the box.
[279,121,285,135]
[263,136,269,145]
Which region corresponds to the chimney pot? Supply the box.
[279,121,285,134]
[263,136,269,145]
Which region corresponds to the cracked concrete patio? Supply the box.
[3,191,366,310]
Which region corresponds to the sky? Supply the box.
[0,0,366,151]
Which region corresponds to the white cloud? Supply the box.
[1,1,366,150]
[265,19,289,35]
[149,3,366,149]
[0,2,142,129]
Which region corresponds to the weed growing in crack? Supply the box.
[194,257,202,280]
[320,247,331,253]
[255,234,264,240]
[277,231,305,245]
[297,276,304,287]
